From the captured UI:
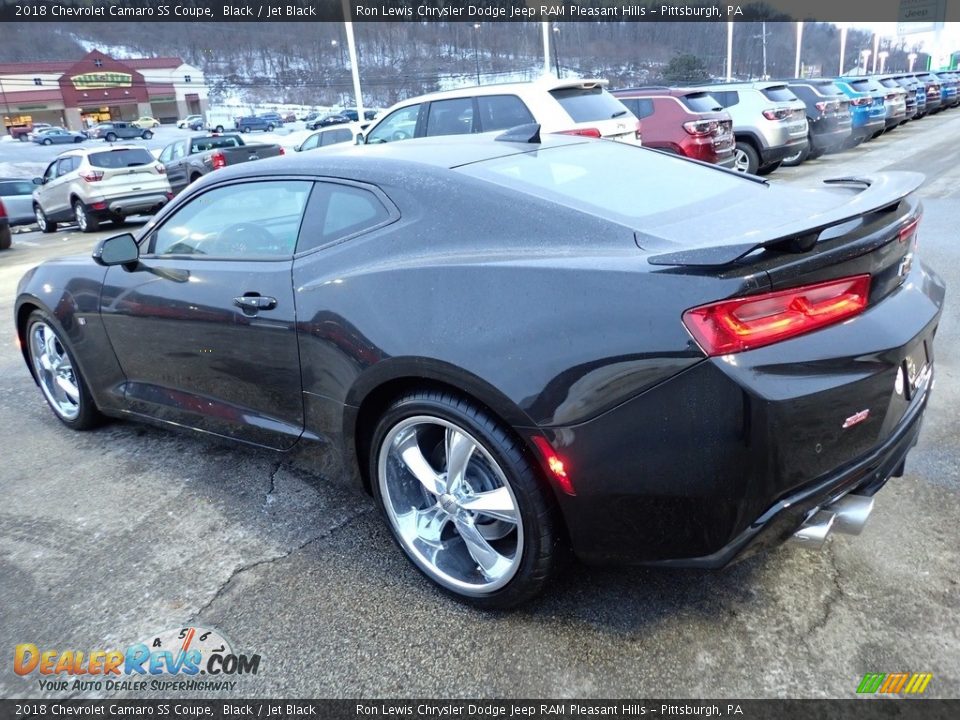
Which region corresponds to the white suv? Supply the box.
[32,146,172,233]
[360,77,642,146]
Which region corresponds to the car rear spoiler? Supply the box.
[646,172,924,268]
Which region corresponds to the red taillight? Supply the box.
[278,147,285,155]
[165,192,174,200]
[898,214,921,249]
[815,101,827,112]
[155,164,166,174]
[762,108,791,121]
[0,199,7,219]
[531,437,574,495]
[851,97,872,106]
[79,170,104,183]
[683,119,719,136]
[91,201,107,211]
[557,127,602,138]
[682,275,872,356]
[211,151,226,170]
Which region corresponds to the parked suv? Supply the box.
[693,81,807,175]
[891,75,926,118]
[361,77,642,146]
[833,79,886,144]
[933,71,959,108]
[234,115,276,133]
[32,146,172,233]
[783,79,852,165]
[88,121,154,142]
[611,87,734,167]
[840,76,905,133]
[879,75,918,119]
[257,112,285,126]
[910,73,943,114]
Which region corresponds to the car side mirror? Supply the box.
[294,144,302,152]
[355,134,364,145]
[33,177,43,185]
[93,233,139,267]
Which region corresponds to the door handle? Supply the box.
[234,294,277,312]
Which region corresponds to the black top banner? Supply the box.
[0,0,957,23]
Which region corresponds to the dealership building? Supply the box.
[0,49,208,135]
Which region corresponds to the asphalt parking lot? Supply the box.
[1,112,958,700]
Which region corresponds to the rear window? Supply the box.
[0,180,35,195]
[760,86,798,102]
[849,80,875,92]
[549,87,631,123]
[679,92,724,112]
[458,141,745,225]
[191,137,241,151]
[810,81,844,96]
[88,149,155,168]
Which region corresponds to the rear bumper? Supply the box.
[810,121,851,153]
[759,137,807,165]
[546,261,945,567]
[86,192,170,218]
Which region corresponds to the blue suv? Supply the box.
[234,116,276,133]
[834,79,885,145]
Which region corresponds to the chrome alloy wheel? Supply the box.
[733,147,751,173]
[30,321,81,421]
[378,415,523,595]
[74,203,88,232]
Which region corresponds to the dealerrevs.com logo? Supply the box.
[15,626,261,693]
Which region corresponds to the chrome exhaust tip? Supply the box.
[828,494,875,536]
[788,510,836,551]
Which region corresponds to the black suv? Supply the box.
[89,121,153,142]
[784,79,853,165]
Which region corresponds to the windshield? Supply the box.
[88,149,155,168]
[549,86,631,122]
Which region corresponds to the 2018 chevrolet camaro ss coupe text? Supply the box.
[15,131,944,607]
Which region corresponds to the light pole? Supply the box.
[871,34,880,73]
[860,49,871,75]
[552,24,561,78]
[908,53,918,72]
[726,21,733,81]
[839,23,848,75]
[472,23,481,86]
[878,51,889,73]
[795,21,804,78]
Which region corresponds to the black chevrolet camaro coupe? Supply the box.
[15,131,944,607]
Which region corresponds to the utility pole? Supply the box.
[473,23,481,86]
[762,21,768,79]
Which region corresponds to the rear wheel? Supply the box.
[42,138,52,145]
[25,310,102,430]
[35,205,57,233]
[733,141,760,174]
[266,124,275,131]
[73,136,82,143]
[142,130,153,140]
[73,200,99,233]
[242,127,250,133]
[105,133,117,142]
[370,391,562,608]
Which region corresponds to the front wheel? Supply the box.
[370,391,562,608]
[142,130,153,139]
[105,133,117,142]
[35,205,57,233]
[25,310,102,430]
[42,138,52,145]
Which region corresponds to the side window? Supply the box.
[425,98,474,136]
[158,144,175,163]
[630,99,655,119]
[56,158,74,177]
[476,95,534,131]
[366,104,421,143]
[171,141,187,160]
[300,133,321,151]
[43,162,57,182]
[296,183,391,253]
[151,180,312,258]
[322,128,352,146]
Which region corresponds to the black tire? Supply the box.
[34,205,57,234]
[24,309,103,431]
[757,160,782,176]
[215,125,224,133]
[73,136,82,143]
[242,127,250,134]
[266,124,275,131]
[733,141,760,174]
[0,232,10,250]
[369,390,563,609]
[190,173,202,184]
[73,200,99,233]
[42,138,52,145]
[142,130,153,140]
[105,133,117,142]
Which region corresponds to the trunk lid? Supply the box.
[86,148,170,198]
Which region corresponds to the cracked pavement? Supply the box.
[1,112,959,699]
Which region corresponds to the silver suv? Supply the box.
[32,146,172,233]
[694,82,808,175]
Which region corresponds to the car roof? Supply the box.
[212,132,589,182]
[383,77,611,108]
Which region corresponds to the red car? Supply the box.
[612,87,735,168]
